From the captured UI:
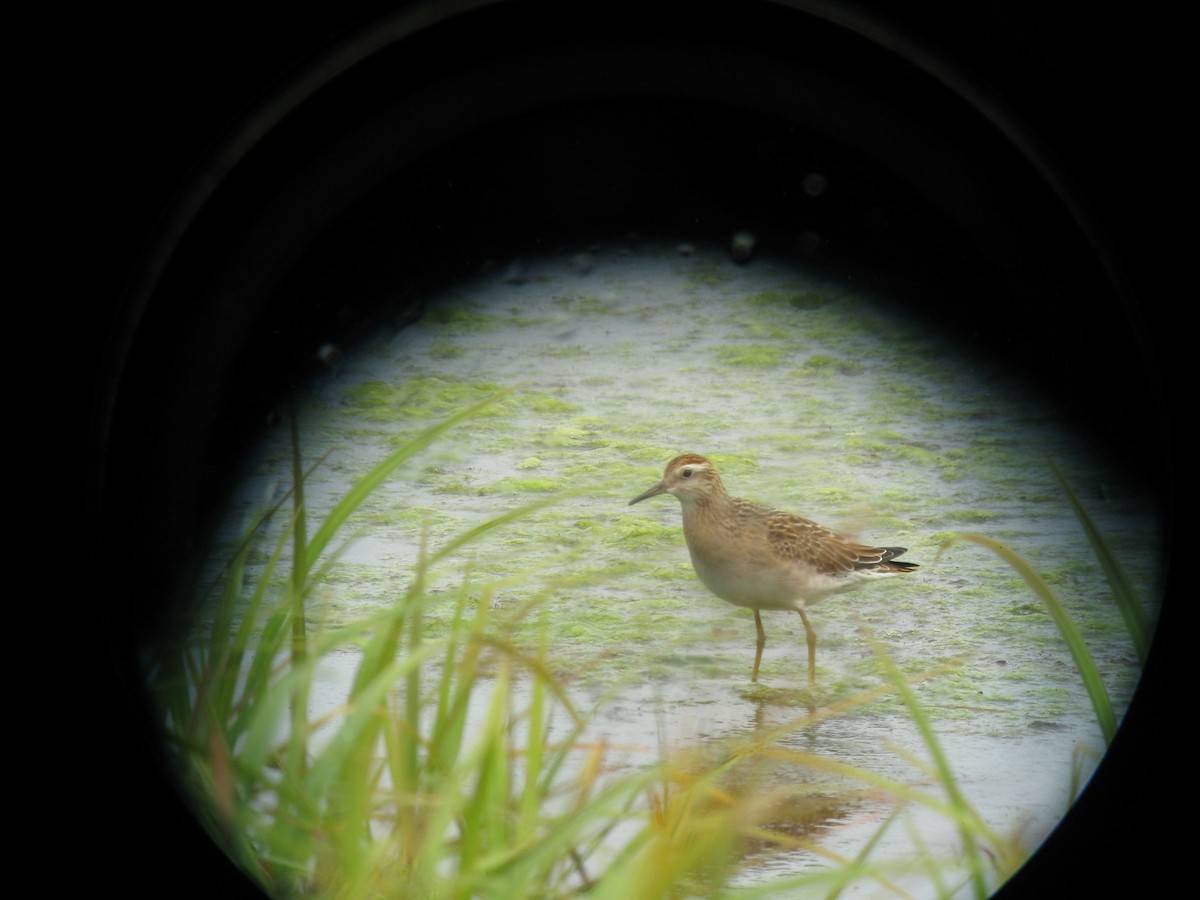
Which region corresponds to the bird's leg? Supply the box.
[752,610,766,683]
[797,607,817,685]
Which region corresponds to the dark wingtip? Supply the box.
[858,547,918,571]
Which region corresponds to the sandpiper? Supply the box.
[629,454,918,684]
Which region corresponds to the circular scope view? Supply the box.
[145,237,1161,897]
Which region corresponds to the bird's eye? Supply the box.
[681,468,693,478]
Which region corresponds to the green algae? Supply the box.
[343,376,578,423]
[424,303,496,330]
[745,286,843,310]
[681,264,730,291]
[486,477,562,494]
[715,345,785,367]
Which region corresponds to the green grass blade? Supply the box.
[865,633,989,898]
[944,532,1117,744]
[458,659,514,876]
[430,575,474,771]
[303,388,513,573]
[1050,461,1152,664]
[304,646,439,800]
[518,621,550,842]
[426,486,589,569]
[288,408,311,778]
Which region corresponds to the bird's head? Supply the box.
[629,454,724,506]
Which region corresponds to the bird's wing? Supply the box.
[765,511,860,575]
[766,511,915,574]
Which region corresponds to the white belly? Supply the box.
[685,532,847,611]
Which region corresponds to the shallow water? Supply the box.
[301,645,1097,896]
[202,239,1159,894]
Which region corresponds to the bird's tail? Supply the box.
[855,546,918,572]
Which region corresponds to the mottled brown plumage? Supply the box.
[630,454,917,684]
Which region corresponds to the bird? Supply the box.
[629,454,918,685]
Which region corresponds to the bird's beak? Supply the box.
[629,480,667,505]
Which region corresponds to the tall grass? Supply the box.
[147,393,752,897]
[147,398,1148,898]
